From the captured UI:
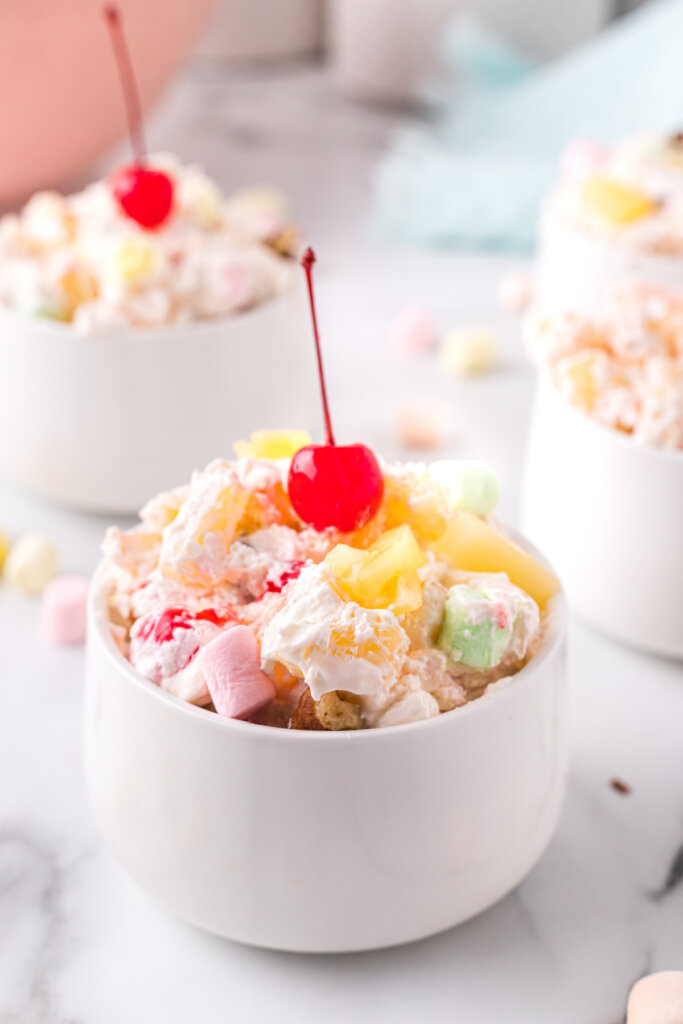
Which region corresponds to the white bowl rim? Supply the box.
[536,370,683,464]
[0,276,296,343]
[88,542,567,745]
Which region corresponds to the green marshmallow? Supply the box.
[431,460,500,517]
[438,584,511,670]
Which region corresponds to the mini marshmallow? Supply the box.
[390,305,436,355]
[560,138,608,181]
[0,529,9,573]
[41,575,89,645]
[498,270,534,313]
[397,399,448,450]
[198,625,276,720]
[430,459,500,516]
[441,328,498,376]
[5,533,59,595]
[627,971,683,1024]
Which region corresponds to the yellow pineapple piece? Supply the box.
[326,524,427,615]
[113,238,160,287]
[428,511,559,609]
[582,177,656,226]
[233,429,311,461]
[561,350,604,411]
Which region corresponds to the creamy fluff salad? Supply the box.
[0,154,296,332]
[527,283,683,450]
[101,431,559,731]
[546,134,683,253]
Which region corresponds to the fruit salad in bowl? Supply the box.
[100,432,559,731]
[535,134,683,316]
[0,155,296,332]
[523,282,683,657]
[526,282,683,451]
[85,249,567,951]
[0,7,309,512]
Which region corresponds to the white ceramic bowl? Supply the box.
[522,375,683,659]
[534,212,683,316]
[0,282,314,514]
[84,559,568,953]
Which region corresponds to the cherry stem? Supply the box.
[301,248,335,447]
[103,4,146,165]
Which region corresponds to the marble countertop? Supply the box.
[1,62,681,1024]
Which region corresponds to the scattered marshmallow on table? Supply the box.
[627,972,683,1024]
[390,305,436,355]
[440,328,499,376]
[0,529,9,573]
[498,270,533,314]
[198,625,276,720]
[41,575,89,645]
[4,533,59,595]
[397,399,447,450]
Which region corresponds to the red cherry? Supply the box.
[111,164,174,228]
[287,247,384,532]
[288,444,383,532]
[103,7,173,229]
[263,559,306,595]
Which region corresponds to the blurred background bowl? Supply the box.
[522,374,683,659]
[0,0,216,209]
[0,281,314,514]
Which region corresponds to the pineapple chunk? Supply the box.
[160,480,250,586]
[428,511,559,609]
[560,350,604,411]
[112,237,160,286]
[326,524,426,615]
[233,429,312,461]
[582,177,656,226]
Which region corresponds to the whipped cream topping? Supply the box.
[101,453,546,729]
[0,154,296,332]
[526,283,683,450]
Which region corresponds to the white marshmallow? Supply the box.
[4,533,59,595]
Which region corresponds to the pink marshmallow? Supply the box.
[627,972,683,1024]
[560,138,608,181]
[390,305,436,355]
[198,625,276,720]
[498,270,534,313]
[41,575,89,646]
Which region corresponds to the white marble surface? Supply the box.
[1,62,682,1024]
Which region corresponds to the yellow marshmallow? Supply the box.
[0,530,10,573]
[234,430,311,461]
[112,238,160,286]
[4,533,59,596]
[441,328,498,376]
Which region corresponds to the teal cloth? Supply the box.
[376,0,683,250]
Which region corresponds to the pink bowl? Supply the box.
[0,0,215,208]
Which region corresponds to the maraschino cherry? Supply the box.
[103,5,174,229]
[288,249,384,532]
